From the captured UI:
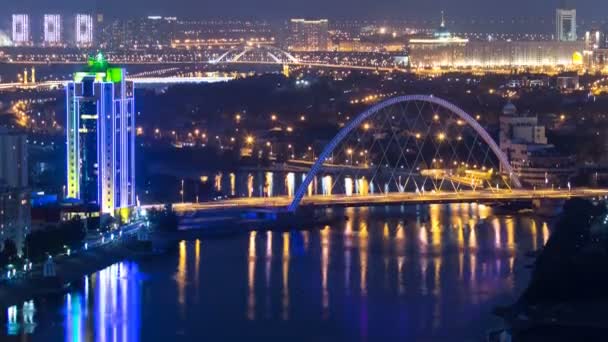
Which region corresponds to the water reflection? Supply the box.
[282,232,290,320]
[321,226,330,319]
[5,204,556,340]
[248,231,256,320]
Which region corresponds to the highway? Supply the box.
[0,76,234,91]
[158,188,608,213]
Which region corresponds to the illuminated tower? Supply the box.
[66,53,136,217]
[556,8,577,41]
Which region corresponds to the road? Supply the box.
[154,188,608,213]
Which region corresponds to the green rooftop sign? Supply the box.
[74,52,124,83]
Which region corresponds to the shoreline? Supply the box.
[0,238,161,310]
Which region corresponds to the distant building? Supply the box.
[66,53,136,218]
[12,14,31,46]
[43,14,62,46]
[556,8,577,42]
[584,29,608,68]
[75,14,94,46]
[101,16,177,50]
[169,19,275,50]
[332,39,405,53]
[0,126,30,255]
[408,13,583,68]
[0,126,27,189]
[499,102,575,187]
[407,12,469,67]
[288,19,329,51]
[556,73,580,92]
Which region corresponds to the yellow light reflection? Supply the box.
[506,217,515,251]
[542,222,550,246]
[493,218,501,249]
[321,226,330,318]
[383,223,390,240]
[359,220,368,297]
[398,256,405,295]
[266,231,272,286]
[429,204,441,249]
[195,239,200,298]
[282,232,290,320]
[177,240,187,317]
[247,232,256,320]
[530,220,538,251]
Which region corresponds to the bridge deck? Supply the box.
[162,189,608,212]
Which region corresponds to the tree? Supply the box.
[0,239,18,267]
[148,209,179,232]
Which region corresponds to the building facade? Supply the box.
[75,14,94,46]
[556,8,577,42]
[0,126,28,189]
[0,127,30,254]
[288,19,329,51]
[12,14,31,46]
[407,11,583,68]
[499,102,575,187]
[43,14,62,46]
[66,53,136,217]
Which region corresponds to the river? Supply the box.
[2,203,551,341]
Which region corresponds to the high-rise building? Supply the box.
[75,14,94,46]
[66,53,136,217]
[0,127,28,189]
[44,14,62,45]
[288,19,329,51]
[556,8,577,42]
[12,14,31,45]
[0,126,30,255]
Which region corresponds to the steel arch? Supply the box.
[287,95,521,212]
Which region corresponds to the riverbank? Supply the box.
[0,238,156,310]
[493,198,608,340]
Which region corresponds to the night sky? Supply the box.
[2,0,604,20]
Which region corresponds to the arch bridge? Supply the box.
[166,95,608,214]
[287,95,521,212]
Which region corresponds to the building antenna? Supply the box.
[440,11,445,28]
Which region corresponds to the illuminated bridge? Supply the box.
[165,95,608,213]
[209,44,401,71]
[0,76,234,91]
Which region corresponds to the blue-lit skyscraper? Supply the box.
[66,53,135,217]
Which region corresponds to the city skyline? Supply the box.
[2,0,606,21]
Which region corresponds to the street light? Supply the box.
[347,148,353,165]
[246,136,254,144]
[180,179,185,203]
[437,132,446,141]
[266,141,273,156]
